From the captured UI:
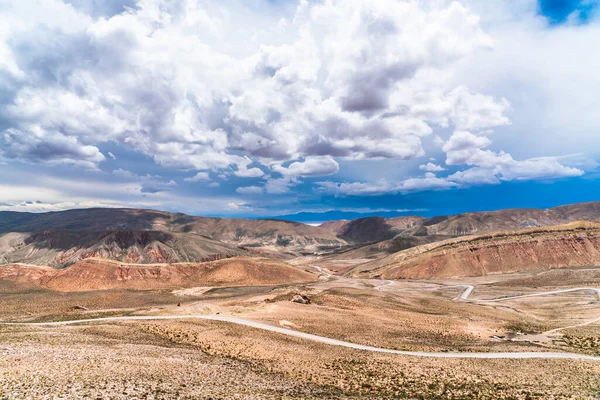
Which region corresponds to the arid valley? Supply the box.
[3,0,600,398]
[1,203,600,399]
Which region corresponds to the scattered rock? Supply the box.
[291,294,311,305]
[71,305,89,311]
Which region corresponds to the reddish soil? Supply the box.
[0,257,316,292]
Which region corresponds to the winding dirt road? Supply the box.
[4,282,600,362]
[472,287,600,302]
[2,314,599,360]
[2,277,599,361]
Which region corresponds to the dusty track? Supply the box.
[2,269,599,361]
[470,287,600,302]
[3,285,600,361]
[381,283,600,336]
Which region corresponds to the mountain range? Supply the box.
[1,201,600,282]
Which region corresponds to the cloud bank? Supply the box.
[0,0,595,214]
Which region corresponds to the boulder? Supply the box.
[290,294,311,305]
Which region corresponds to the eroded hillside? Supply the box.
[321,201,600,241]
[0,230,248,267]
[0,208,347,254]
[0,257,316,291]
[349,222,600,279]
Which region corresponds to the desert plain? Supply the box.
[1,261,600,399]
[1,206,600,399]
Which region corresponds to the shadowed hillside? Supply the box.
[326,234,453,261]
[320,201,600,246]
[0,208,347,254]
[321,216,424,244]
[2,201,600,267]
[0,230,249,267]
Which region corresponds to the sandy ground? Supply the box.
[1,264,600,398]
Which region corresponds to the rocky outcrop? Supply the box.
[290,294,311,305]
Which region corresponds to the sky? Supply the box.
[0,0,599,221]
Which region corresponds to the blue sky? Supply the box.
[539,0,598,23]
[1,0,599,222]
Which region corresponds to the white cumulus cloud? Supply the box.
[0,0,510,175]
[184,172,211,182]
[273,156,340,177]
[419,162,446,172]
[0,0,593,208]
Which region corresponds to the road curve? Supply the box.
[472,287,600,302]
[447,285,600,303]
[313,266,333,278]
[544,316,600,335]
[458,285,475,300]
[385,283,600,303]
[2,315,599,361]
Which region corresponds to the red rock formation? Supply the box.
[0,257,317,292]
[353,223,600,279]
